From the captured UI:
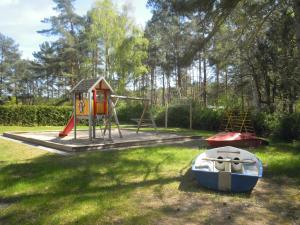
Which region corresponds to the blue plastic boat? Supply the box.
[192,146,263,193]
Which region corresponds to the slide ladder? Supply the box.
[59,114,75,137]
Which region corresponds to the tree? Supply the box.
[89,0,125,80]
[38,0,84,85]
[0,33,20,100]
[88,0,148,91]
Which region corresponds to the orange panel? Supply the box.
[76,99,89,116]
[96,101,108,114]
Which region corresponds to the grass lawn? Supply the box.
[0,126,299,225]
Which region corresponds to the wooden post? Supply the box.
[108,93,112,139]
[92,90,97,138]
[73,93,77,140]
[111,99,123,138]
[149,106,157,134]
[137,102,148,134]
[88,91,92,141]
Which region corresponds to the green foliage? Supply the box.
[0,105,72,126]
[0,104,299,141]
[156,104,223,130]
[192,107,223,130]
[156,104,190,128]
[0,106,36,126]
[278,113,300,141]
[116,102,144,123]
[252,112,300,141]
[251,112,281,137]
[36,106,72,126]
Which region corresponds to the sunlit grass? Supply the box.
[0,126,299,224]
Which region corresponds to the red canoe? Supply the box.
[206,132,262,148]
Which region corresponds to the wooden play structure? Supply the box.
[220,110,255,133]
[59,77,157,141]
[206,110,263,148]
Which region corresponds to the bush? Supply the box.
[192,107,224,130]
[116,102,145,123]
[251,112,280,136]
[252,111,300,141]
[36,106,72,126]
[155,104,223,131]
[277,113,300,141]
[0,105,72,126]
[0,104,299,141]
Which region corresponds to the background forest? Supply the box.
[0,0,300,139]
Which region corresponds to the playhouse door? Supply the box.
[96,91,108,115]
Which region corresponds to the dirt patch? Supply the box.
[131,173,300,225]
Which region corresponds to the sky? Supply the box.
[0,0,152,59]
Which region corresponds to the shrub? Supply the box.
[252,111,300,140]
[116,102,144,123]
[277,113,300,141]
[156,104,223,130]
[192,107,224,130]
[0,105,72,126]
[0,104,299,141]
[36,106,72,126]
[251,112,280,136]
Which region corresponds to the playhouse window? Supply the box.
[97,92,104,102]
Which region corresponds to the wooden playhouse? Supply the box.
[59,77,157,141]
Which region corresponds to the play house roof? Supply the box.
[71,77,114,93]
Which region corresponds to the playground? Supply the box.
[4,129,202,152]
[3,77,202,152]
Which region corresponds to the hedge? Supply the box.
[155,105,223,131]
[0,105,72,126]
[0,104,299,141]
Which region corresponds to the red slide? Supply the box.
[59,114,75,137]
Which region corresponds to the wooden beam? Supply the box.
[136,102,148,134]
[111,101,123,138]
[88,91,92,141]
[73,93,77,140]
[108,93,112,139]
[111,95,150,101]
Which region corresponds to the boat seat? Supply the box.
[231,157,242,171]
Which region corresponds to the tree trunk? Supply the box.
[241,73,245,112]
[105,44,109,79]
[150,67,155,105]
[225,69,228,95]
[167,72,171,103]
[264,73,272,112]
[294,0,300,59]
[198,53,202,101]
[216,65,219,106]
[162,72,165,106]
[203,58,207,106]
[177,64,182,88]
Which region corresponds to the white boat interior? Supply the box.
[192,146,263,177]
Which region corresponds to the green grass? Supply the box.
[0,126,299,225]
[0,126,65,134]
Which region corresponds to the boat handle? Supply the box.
[202,157,256,164]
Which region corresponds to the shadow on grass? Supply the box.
[0,142,299,225]
[178,168,252,198]
[0,147,191,224]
